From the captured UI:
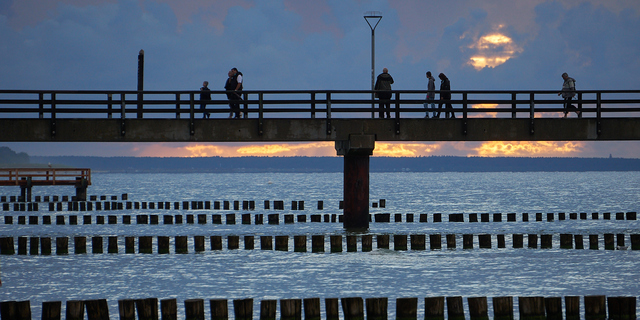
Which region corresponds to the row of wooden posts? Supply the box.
[4,210,638,227]
[1,199,346,212]
[1,233,638,255]
[0,295,636,320]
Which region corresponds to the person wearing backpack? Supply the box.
[558,72,580,118]
[374,68,394,118]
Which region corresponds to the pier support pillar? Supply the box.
[75,177,89,202]
[336,135,375,230]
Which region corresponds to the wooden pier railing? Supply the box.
[0,295,635,320]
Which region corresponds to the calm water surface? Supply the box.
[1,172,639,319]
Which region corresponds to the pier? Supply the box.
[0,168,91,202]
[2,89,640,228]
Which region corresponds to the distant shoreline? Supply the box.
[21,156,640,173]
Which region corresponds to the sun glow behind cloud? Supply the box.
[467,28,523,70]
[473,141,584,157]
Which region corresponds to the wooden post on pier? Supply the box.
[336,135,375,230]
[184,299,205,320]
[260,300,276,320]
[468,297,488,320]
[210,300,228,320]
[365,298,387,320]
[341,297,364,320]
[424,297,445,320]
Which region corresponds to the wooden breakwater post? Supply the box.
[430,234,442,250]
[377,235,389,249]
[518,297,545,320]
[468,297,488,320]
[85,299,110,320]
[261,236,273,250]
[365,298,387,320]
[136,298,159,320]
[184,299,204,320]
[125,237,135,254]
[260,300,276,320]
[75,236,86,254]
[446,234,456,249]
[325,299,339,320]
[341,297,364,320]
[139,236,153,254]
[118,300,136,320]
[565,296,580,320]
[424,297,445,320]
[275,236,288,251]
[446,297,465,320]
[0,237,15,255]
[330,235,342,253]
[160,299,177,320]
[362,235,373,252]
[0,301,32,320]
[607,296,636,320]
[346,235,357,252]
[210,299,228,320]
[584,295,606,320]
[158,236,170,254]
[245,236,255,250]
[194,236,205,252]
[492,297,513,320]
[233,299,253,320]
[394,235,408,251]
[294,235,307,252]
[108,236,118,253]
[228,236,239,250]
[92,236,103,254]
[411,234,426,251]
[311,235,324,253]
[396,298,418,320]
[303,298,321,320]
[463,235,473,249]
[544,297,562,320]
[280,299,301,320]
[211,236,223,251]
[176,236,188,253]
[67,301,84,320]
[44,301,62,320]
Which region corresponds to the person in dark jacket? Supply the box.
[435,73,454,119]
[558,72,579,118]
[200,81,211,119]
[374,68,394,118]
[224,68,243,119]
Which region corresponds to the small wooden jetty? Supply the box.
[0,168,91,202]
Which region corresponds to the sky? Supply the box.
[1,0,640,158]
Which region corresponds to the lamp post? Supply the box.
[364,12,382,118]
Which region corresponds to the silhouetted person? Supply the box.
[200,81,211,119]
[225,68,243,119]
[425,71,436,118]
[558,72,579,118]
[374,68,394,118]
[436,73,454,118]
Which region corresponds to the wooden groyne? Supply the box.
[0,295,636,320]
[1,233,638,255]
[3,211,638,226]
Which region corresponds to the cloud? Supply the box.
[472,141,584,157]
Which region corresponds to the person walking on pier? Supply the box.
[374,68,394,118]
[558,72,579,118]
[200,81,211,119]
[435,73,454,118]
[424,71,436,118]
[225,68,243,119]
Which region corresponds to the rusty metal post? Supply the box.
[336,135,375,230]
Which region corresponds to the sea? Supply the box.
[1,171,639,319]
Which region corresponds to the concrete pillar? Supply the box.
[336,135,375,230]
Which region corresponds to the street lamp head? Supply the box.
[364,11,382,30]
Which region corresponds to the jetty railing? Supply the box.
[1,89,640,119]
[0,168,91,186]
[0,295,635,320]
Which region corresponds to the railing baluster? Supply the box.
[120,93,126,136]
[462,92,468,135]
[39,93,44,119]
[597,92,602,135]
[175,93,180,119]
[258,93,264,135]
[189,93,195,135]
[511,92,517,119]
[326,92,332,135]
[107,94,113,119]
[578,92,583,119]
[395,92,400,134]
[529,93,535,135]
[50,93,56,136]
[311,93,316,119]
